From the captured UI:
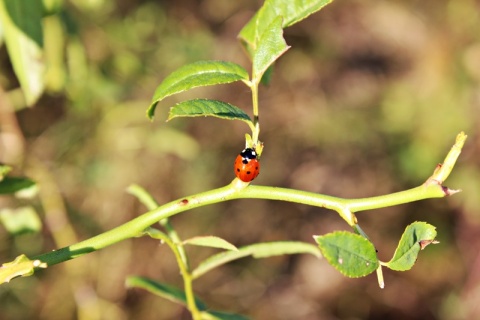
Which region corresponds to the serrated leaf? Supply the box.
[0,176,36,195]
[148,60,249,120]
[314,232,379,278]
[168,99,253,127]
[0,0,45,106]
[184,236,238,251]
[252,16,290,81]
[0,254,47,284]
[278,0,333,27]
[386,222,438,271]
[239,0,333,59]
[0,206,42,235]
[125,276,206,310]
[192,241,321,279]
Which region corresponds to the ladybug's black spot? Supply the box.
[246,171,251,174]
[236,168,240,172]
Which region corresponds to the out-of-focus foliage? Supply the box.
[0,0,45,105]
[0,0,479,319]
[0,206,41,235]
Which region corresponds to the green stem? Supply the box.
[128,184,190,268]
[32,179,448,267]
[144,228,200,318]
[161,220,189,269]
[251,80,260,144]
[33,183,238,266]
[344,185,445,212]
[183,273,199,319]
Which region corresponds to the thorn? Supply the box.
[419,239,440,250]
[442,187,462,196]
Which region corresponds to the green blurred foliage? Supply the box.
[1,0,480,319]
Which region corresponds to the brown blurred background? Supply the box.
[1,0,480,319]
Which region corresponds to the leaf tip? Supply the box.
[147,102,158,121]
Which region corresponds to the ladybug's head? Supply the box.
[240,148,257,163]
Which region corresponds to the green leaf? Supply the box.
[148,60,249,120]
[239,0,333,59]
[168,99,253,128]
[260,65,274,86]
[0,254,47,284]
[385,222,438,271]
[0,0,45,106]
[314,231,379,278]
[0,176,36,195]
[184,236,238,251]
[237,11,258,58]
[0,164,12,181]
[42,0,64,15]
[127,184,159,211]
[0,206,42,235]
[201,310,250,320]
[277,0,333,28]
[125,276,206,310]
[252,16,290,82]
[192,241,321,279]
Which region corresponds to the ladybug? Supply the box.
[234,148,260,182]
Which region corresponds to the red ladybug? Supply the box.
[234,148,260,182]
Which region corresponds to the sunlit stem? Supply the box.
[28,132,465,270]
[128,184,189,267]
[429,131,467,184]
[31,181,449,267]
[251,80,260,144]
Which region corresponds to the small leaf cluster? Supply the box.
[314,222,438,281]
[147,0,333,149]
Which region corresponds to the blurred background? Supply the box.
[1,0,479,319]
